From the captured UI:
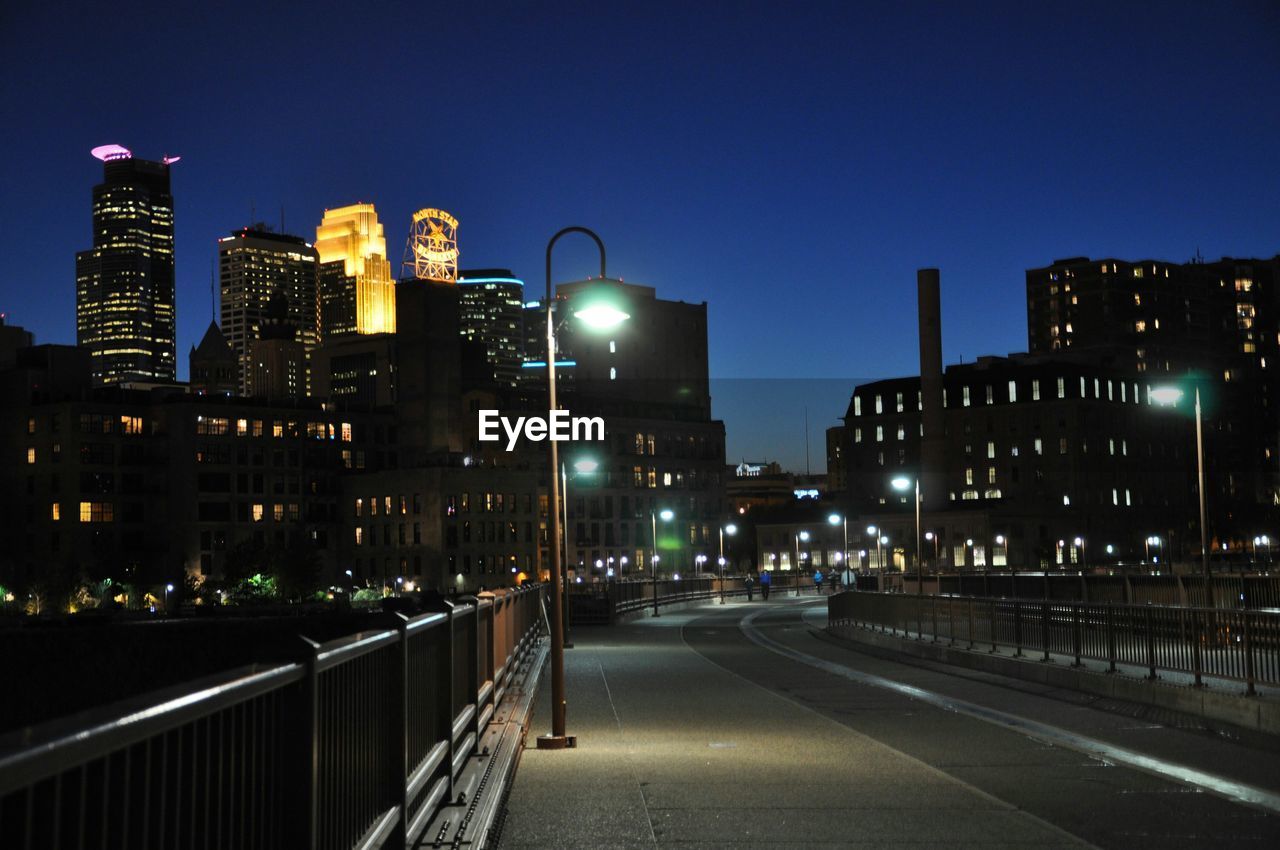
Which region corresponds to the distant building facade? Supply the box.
[218,226,319,394]
[457,269,525,388]
[315,204,396,340]
[75,147,177,386]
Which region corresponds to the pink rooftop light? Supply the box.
[90,144,133,161]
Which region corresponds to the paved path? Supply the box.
[499,598,1280,848]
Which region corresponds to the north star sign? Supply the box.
[477,410,605,451]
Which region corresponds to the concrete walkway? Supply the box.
[499,603,1087,848]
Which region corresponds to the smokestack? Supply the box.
[918,269,946,514]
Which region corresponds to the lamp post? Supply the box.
[794,530,810,595]
[718,523,736,604]
[828,513,848,573]
[537,226,625,751]
[892,476,923,595]
[1074,536,1086,570]
[651,508,673,617]
[994,534,1006,569]
[1151,384,1209,578]
[867,525,882,575]
[559,457,597,649]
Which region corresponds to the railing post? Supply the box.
[1013,602,1023,657]
[298,636,321,850]
[1105,603,1116,673]
[1041,602,1051,662]
[1071,604,1082,667]
[1243,613,1257,697]
[390,614,409,846]
[968,597,975,650]
[1192,608,1204,688]
[1145,605,1157,680]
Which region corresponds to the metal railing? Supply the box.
[0,585,544,850]
[829,590,1280,696]
[889,572,1280,609]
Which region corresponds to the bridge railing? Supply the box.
[567,573,829,622]
[828,590,1279,696]
[0,584,545,850]
[892,572,1280,609]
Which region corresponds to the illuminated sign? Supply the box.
[405,207,459,282]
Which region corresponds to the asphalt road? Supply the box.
[499,598,1280,848]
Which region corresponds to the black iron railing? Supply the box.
[829,590,1280,695]
[0,585,543,850]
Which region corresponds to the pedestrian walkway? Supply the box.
[499,603,1088,848]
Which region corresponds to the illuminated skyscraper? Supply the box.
[75,144,178,385]
[457,268,524,387]
[218,226,319,394]
[315,204,395,340]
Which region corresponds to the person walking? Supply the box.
[759,568,772,600]
[745,572,755,601]
[840,563,857,592]
[813,568,824,594]
[828,569,840,594]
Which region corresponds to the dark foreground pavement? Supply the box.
[498,598,1280,849]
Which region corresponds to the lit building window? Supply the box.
[987,441,995,459]
[875,395,883,414]
[51,503,61,521]
[236,418,248,436]
[252,504,265,522]
[26,447,35,464]
[355,527,364,546]
[1032,379,1040,401]
[79,501,113,522]
[1008,381,1017,403]
[962,386,971,407]
[273,504,284,521]
[1057,378,1065,399]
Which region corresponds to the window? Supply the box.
[252,504,265,522]
[78,501,113,522]
[853,397,861,417]
[895,392,904,413]
[1032,379,1040,401]
[987,467,997,485]
[876,426,884,442]
[51,503,60,521]
[1034,438,1043,456]
[1058,437,1068,455]
[1056,378,1065,399]
[986,441,995,459]
[26,447,35,464]
[965,468,974,486]
[875,395,883,414]
[962,386,971,407]
[355,527,364,546]
[1008,381,1017,403]
[985,385,994,405]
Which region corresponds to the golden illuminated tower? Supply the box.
[315,203,395,339]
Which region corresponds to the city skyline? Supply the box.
[4,2,1278,384]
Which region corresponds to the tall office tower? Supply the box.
[457,269,524,387]
[315,204,395,340]
[75,144,178,385]
[245,288,308,400]
[218,226,319,393]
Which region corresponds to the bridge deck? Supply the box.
[499,597,1280,849]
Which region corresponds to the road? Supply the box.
[498,597,1280,848]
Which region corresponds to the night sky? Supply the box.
[3,2,1278,400]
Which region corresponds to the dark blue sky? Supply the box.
[3,0,1278,392]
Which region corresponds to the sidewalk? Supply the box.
[498,605,1086,848]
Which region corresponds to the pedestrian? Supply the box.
[813,568,824,594]
[745,572,755,601]
[828,570,840,594]
[840,564,857,592]
[759,568,772,600]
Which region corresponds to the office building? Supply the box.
[315,204,396,340]
[218,226,319,394]
[457,269,524,387]
[189,322,238,397]
[75,145,177,386]
[244,289,308,401]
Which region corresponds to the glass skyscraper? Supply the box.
[75,145,177,385]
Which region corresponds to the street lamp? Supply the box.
[718,523,737,604]
[651,508,674,617]
[1073,536,1086,570]
[794,530,810,595]
[924,531,940,567]
[538,226,623,751]
[828,513,848,574]
[164,583,174,610]
[994,534,1005,570]
[892,475,923,595]
[1151,383,1209,578]
[867,525,882,575]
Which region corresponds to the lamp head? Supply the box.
[1150,386,1183,406]
[573,302,630,330]
[828,513,842,525]
[891,476,912,492]
[725,523,738,535]
[659,508,674,521]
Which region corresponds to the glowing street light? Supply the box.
[892,475,923,594]
[539,225,621,751]
[1151,382,1209,578]
[867,525,883,574]
[794,530,810,596]
[572,302,630,330]
[828,513,849,574]
[719,521,737,605]
[651,507,675,617]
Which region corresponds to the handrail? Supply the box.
[0,583,547,850]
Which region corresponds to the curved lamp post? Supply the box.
[537,226,625,750]
[892,475,923,595]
